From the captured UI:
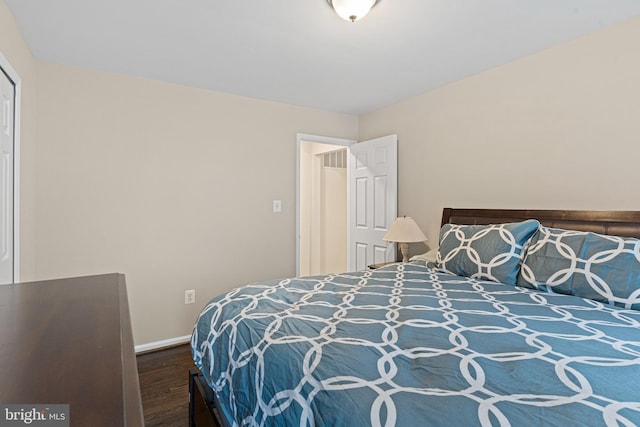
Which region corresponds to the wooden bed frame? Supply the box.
[189,367,226,427]
[189,208,640,427]
[441,208,640,238]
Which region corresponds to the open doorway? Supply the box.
[296,134,355,276]
[297,133,398,276]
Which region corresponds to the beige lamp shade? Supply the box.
[384,217,427,243]
[383,217,427,262]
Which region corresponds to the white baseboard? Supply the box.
[135,334,191,354]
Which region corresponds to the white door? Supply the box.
[347,135,397,271]
[0,69,14,284]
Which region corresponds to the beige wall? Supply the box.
[35,62,358,344]
[0,0,37,281]
[360,16,640,248]
[321,166,347,273]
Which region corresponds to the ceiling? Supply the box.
[6,0,640,115]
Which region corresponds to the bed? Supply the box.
[190,208,640,427]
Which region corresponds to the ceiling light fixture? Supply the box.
[327,0,379,22]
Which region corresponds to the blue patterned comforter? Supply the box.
[191,263,640,426]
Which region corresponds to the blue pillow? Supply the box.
[517,226,640,310]
[437,220,540,285]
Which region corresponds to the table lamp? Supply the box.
[383,216,427,262]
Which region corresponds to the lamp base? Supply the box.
[399,242,410,263]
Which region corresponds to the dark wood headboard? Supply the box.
[441,208,640,239]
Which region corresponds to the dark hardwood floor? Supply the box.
[137,344,195,426]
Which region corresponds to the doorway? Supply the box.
[296,134,355,276]
[297,133,398,276]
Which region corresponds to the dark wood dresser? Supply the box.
[0,274,144,426]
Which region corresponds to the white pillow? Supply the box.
[410,248,438,264]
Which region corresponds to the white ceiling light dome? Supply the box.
[328,0,378,22]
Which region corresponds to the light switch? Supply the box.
[273,200,282,213]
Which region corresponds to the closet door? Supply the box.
[0,68,15,284]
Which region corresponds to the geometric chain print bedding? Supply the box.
[517,226,640,311]
[191,263,640,427]
[437,220,539,285]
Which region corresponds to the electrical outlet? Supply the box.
[184,289,196,304]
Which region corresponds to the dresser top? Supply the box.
[0,274,143,427]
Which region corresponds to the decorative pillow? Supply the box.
[517,227,640,310]
[437,220,540,285]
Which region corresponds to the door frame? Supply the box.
[296,133,355,276]
[0,51,21,283]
